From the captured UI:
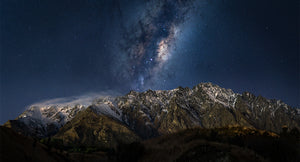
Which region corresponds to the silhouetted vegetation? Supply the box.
[115,142,145,162]
[109,126,299,162]
[2,126,299,161]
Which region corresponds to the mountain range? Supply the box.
[1,82,300,161]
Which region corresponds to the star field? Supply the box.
[0,0,299,124]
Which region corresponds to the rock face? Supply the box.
[4,82,300,141]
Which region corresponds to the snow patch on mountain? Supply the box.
[197,83,240,107]
[92,96,123,121]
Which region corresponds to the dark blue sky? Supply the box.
[0,0,299,124]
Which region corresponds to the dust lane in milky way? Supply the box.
[112,0,195,91]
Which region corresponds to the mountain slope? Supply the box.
[53,107,140,149]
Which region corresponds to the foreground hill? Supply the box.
[1,126,299,162]
[129,126,299,162]
[0,126,66,162]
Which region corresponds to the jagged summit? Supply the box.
[3,82,300,139]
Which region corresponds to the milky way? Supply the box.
[113,0,195,91]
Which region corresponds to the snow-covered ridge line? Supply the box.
[18,94,101,124]
[17,94,122,135]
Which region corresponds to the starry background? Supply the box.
[0,0,299,124]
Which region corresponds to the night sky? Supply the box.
[0,0,299,124]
